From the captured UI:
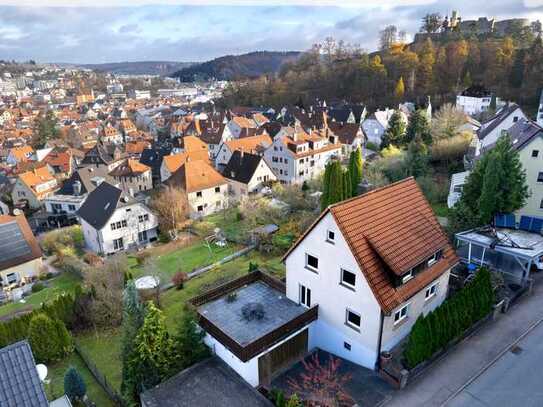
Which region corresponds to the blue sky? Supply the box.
[0,1,541,63]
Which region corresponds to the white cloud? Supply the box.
[0,0,433,6]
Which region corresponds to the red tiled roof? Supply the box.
[284,177,458,313]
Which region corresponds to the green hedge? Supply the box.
[0,286,83,348]
[404,267,494,369]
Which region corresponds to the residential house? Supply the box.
[139,146,172,187]
[109,159,153,194]
[101,124,123,145]
[125,140,152,159]
[11,166,58,209]
[0,214,42,287]
[476,104,527,151]
[166,160,228,217]
[120,119,138,140]
[0,341,49,407]
[77,181,158,255]
[6,145,34,167]
[215,134,272,170]
[40,147,75,179]
[536,89,543,128]
[160,144,210,182]
[80,142,125,172]
[283,178,458,370]
[223,151,277,199]
[223,116,259,140]
[362,109,407,147]
[456,85,504,116]
[447,170,470,209]
[263,128,341,184]
[326,121,365,156]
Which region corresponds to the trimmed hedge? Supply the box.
[404,267,494,369]
[0,286,84,348]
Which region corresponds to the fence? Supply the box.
[74,340,123,406]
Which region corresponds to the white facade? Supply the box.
[226,159,277,199]
[128,89,151,100]
[188,183,228,218]
[285,212,450,369]
[44,194,86,215]
[80,202,158,255]
[479,107,527,149]
[447,171,470,209]
[537,90,543,128]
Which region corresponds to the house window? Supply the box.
[6,272,17,284]
[540,198,543,209]
[144,214,149,221]
[197,205,203,212]
[196,191,202,198]
[345,309,361,331]
[215,186,221,193]
[326,230,335,243]
[513,116,519,122]
[533,150,539,158]
[394,304,409,324]
[341,269,356,289]
[427,252,439,267]
[344,342,351,351]
[305,254,319,272]
[111,223,116,231]
[138,230,148,242]
[116,221,122,229]
[121,220,127,228]
[299,284,311,308]
[538,172,543,182]
[68,204,76,211]
[113,237,124,251]
[402,270,413,284]
[425,283,438,300]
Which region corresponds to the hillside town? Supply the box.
[1,6,543,407]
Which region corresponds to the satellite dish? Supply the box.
[12,208,22,216]
[36,364,48,382]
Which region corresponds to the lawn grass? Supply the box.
[431,202,449,218]
[0,272,81,318]
[130,241,241,279]
[45,351,114,407]
[76,329,123,393]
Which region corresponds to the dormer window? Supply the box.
[402,270,413,284]
[427,253,438,266]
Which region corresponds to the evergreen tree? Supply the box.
[64,366,86,402]
[348,146,363,195]
[321,160,345,207]
[173,308,210,369]
[404,109,431,146]
[126,302,176,402]
[28,314,73,363]
[381,111,405,149]
[320,162,332,211]
[343,169,352,199]
[405,135,429,178]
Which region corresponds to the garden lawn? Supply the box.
[0,272,81,319]
[45,352,114,407]
[161,250,284,331]
[130,241,241,279]
[203,210,253,239]
[431,202,449,218]
[76,328,123,393]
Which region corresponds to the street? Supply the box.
[446,319,543,407]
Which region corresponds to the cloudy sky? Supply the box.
[0,0,542,64]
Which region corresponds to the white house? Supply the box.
[537,89,543,128]
[456,85,505,116]
[362,109,407,147]
[447,171,470,209]
[222,151,277,199]
[283,177,458,370]
[263,128,341,184]
[77,181,158,255]
[476,104,527,151]
[215,134,272,170]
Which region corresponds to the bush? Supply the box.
[28,314,73,363]
[64,366,86,402]
[172,271,188,290]
[365,141,380,152]
[31,282,45,293]
[134,251,151,266]
[403,267,494,368]
[430,133,471,164]
[416,175,449,205]
[57,255,88,277]
[158,232,170,244]
[248,262,259,273]
[83,252,102,266]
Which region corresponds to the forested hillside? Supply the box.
[219,32,543,114]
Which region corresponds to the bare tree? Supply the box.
[420,13,443,33]
[151,186,188,240]
[379,25,398,50]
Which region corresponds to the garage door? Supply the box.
[258,329,308,386]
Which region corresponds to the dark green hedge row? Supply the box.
[404,267,494,369]
[0,285,84,348]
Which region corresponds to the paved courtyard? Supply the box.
[271,349,394,407]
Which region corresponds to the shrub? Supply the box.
[83,252,102,266]
[64,366,86,402]
[403,267,494,368]
[365,141,380,152]
[31,282,45,293]
[248,262,259,273]
[57,255,88,277]
[416,175,449,205]
[172,271,188,290]
[28,314,73,363]
[430,133,471,164]
[158,232,170,244]
[134,251,151,266]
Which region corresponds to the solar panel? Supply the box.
[530,217,543,233]
[519,216,532,232]
[494,214,506,228]
[0,221,31,263]
[504,214,516,229]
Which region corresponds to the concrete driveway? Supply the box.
[446,319,543,407]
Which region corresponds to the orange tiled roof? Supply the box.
[182,135,208,152]
[232,116,257,129]
[9,145,34,162]
[19,166,57,198]
[110,159,150,177]
[163,150,210,174]
[225,134,272,154]
[168,159,226,193]
[42,150,72,173]
[125,141,151,155]
[284,178,458,313]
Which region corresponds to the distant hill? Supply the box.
[172,51,301,82]
[78,61,194,76]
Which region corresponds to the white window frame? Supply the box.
[305,253,319,272]
[427,252,438,267]
[299,284,311,308]
[402,270,413,284]
[340,268,356,289]
[425,282,438,301]
[345,308,361,331]
[394,304,409,325]
[326,229,335,244]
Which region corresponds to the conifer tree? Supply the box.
[395,76,405,100]
[404,109,432,145]
[381,111,405,149]
[64,366,86,402]
[348,146,363,195]
[173,308,210,369]
[28,314,73,363]
[343,169,352,200]
[320,162,332,211]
